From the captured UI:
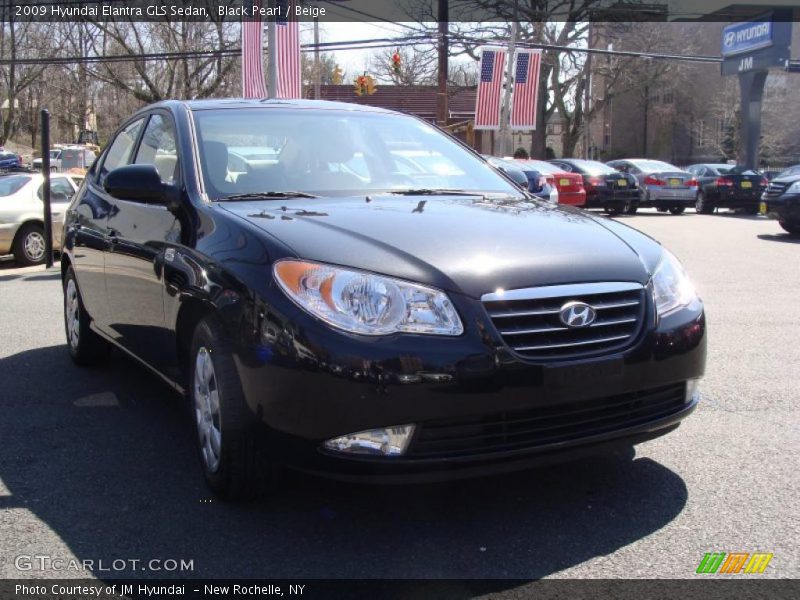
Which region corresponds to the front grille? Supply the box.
[765,181,789,197]
[408,383,687,458]
[482,282,646,361]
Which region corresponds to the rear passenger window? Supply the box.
[99,118,145,184]
[134,114,179,183]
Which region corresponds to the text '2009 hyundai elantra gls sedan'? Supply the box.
[61,99,706,499]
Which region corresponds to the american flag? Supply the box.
[474,47,506,130]
[275,0,301,99]
[241,0,267,98]
[510,49,542,130]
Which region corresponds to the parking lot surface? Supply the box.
[0,211,798,583]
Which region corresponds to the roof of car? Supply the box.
[148,98,397,116]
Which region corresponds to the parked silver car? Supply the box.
[0,173,82,265]
[607,158,697,215]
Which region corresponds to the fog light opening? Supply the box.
[686,378,701,403]
[323,425,416,457]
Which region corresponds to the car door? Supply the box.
[69,118,145,328]
[103,112,182,375]
[38,175,77,247]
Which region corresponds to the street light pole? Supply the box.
[436,0,449,127]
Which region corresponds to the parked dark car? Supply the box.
[549,158,639,214]
[685,163,767,214]
[607,159,697,215]
[483,155,532,191]
[760,173,800,235]
[485,155,555,202]
[62,99,706,499]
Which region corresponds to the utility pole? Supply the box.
[313,15,321,100]
[643,84,649,156]
[436,0,449,127]
[498,0,519,157]
[266,2,277,100]
[583,22,592,159]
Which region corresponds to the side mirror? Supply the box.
[104,164,179,209]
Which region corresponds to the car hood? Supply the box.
[220,195,661,298]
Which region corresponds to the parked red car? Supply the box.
[513,159,586,206]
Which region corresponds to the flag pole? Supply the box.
[267,12,277,99]
[499,1,519,157]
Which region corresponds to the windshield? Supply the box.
[192,108,521,199]
[50,150,61,159]
[0,175,30,196]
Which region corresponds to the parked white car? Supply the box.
[0,173,82,265]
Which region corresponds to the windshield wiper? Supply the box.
[219,191,318,201]
[385,188,485,197]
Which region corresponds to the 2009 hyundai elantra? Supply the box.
[61,99,705,499]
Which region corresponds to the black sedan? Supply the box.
[548,158,639,214]
[761,173,800,235]
[61,99,706,499]
[685,163,767,214]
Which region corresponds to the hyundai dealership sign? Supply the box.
[721,21,774,57]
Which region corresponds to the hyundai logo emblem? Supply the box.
[559,301,597,328]
[724,32,736,47]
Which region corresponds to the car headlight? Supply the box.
[273,260,463,336]
[652,249,697,317]
[786,181,800,194]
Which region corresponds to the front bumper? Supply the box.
[762,193,800,223]
[234,291,706,482]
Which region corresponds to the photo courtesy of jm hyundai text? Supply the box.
[61,99,706,499]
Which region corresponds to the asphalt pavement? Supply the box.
[0,210,798,586]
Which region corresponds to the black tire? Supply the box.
[669,206,686,215]
[190,316,277,500]
[625,203,639,215]
[13,222,47,266]
[743,206,759,215]
[779,221,800,235]
[63,266,112,366]
[605,205,623,216]
[695,192,714,215]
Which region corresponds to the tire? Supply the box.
[625,202,639,215]
[743,206,759,215]
[190,316,276,500]
[695,192,714,215]
[669,206,686,215]
[63,266,112,366]
[13,222,47,266]
[605,205,623,216]
[779,221,800,235]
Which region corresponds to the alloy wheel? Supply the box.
[194,347,222,474]
[65,279,80,350]
[23,230,45,262]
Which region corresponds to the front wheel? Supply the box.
[63,266,111,366]
[669,206,686,215]
[695,192,714,214]
[190,316,277,500]
[779,221,800,235]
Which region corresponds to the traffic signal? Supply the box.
[391,51,401,76]
[353,74,376,96]
[365,75,377,95]
[332,65,343,85]
[354,75,367,96]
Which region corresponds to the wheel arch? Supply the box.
[175,296,217,383]
[11,218,44,249]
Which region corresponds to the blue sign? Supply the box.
[721,21,774,57]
